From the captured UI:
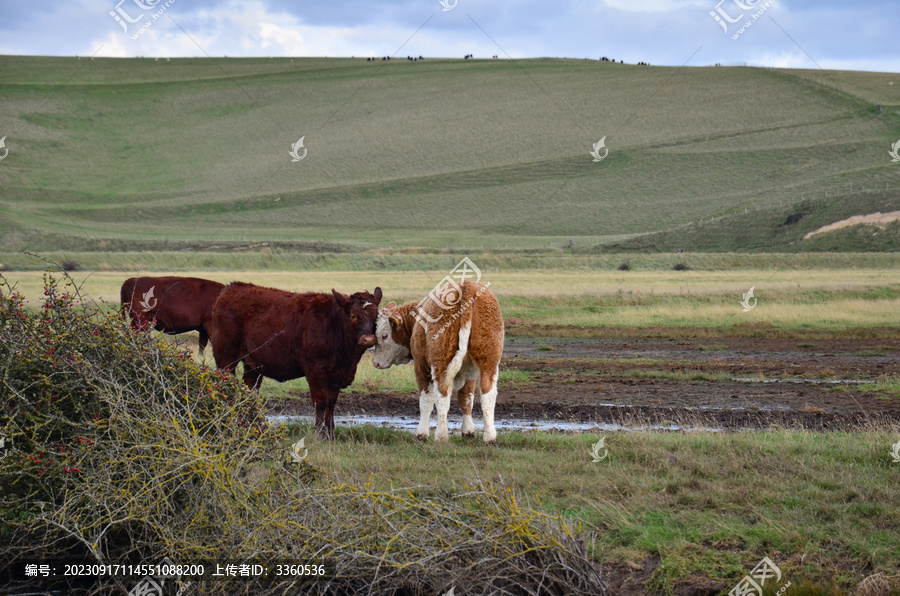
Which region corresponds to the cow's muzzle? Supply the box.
[359,334,376,348]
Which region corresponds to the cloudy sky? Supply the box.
[0,0,897,72]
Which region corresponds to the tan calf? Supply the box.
[372,281,504,443]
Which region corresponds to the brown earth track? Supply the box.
[266,336,900,431]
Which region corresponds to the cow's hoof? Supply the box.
[416,433,429,442]
[483,438,498,446]
[461,431,476,438]
[435,434,450,444]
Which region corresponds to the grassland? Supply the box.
[286,423,900,594]
[6,265,900,332]
[1,56,898,252]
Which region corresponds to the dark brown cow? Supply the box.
[210,282,382,438]
[120,276,225,352]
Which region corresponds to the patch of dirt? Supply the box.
[804,210,900,239]
[265,336,900,431]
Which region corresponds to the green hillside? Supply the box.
[1,56,898,252]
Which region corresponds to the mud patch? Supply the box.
[265,335,900,433]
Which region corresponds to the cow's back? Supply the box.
[410,281,503,371]
[210,282,337,381]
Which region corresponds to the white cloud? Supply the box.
[258,22,305,54]
[84,0,510,59]
[603,0,707,13]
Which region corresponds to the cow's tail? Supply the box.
[444,286,476,384]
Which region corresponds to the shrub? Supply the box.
[61,260,79,271]
[617,262,630,271]
[673,262,689,271]
[0,274,607,595]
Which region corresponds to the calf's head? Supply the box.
[332,287,382,349]
[372,302,413,369]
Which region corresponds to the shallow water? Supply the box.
[268,414,724,433]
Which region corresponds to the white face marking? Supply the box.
[362,301,372,308]
[371,310,412,369]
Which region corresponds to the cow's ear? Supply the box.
[373,287,383,306]
[332,289,350,308]
[389,313,403,329]
[386,301,397,308]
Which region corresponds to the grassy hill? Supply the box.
[1,56,899,252]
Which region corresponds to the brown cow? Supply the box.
[209,282,382,438]
[120,276,225,352]
[372,280,504,444]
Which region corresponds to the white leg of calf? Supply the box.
[461,413,475,436]
[460,390,475,436]
[416,389,435,441]
[481,370,499,444]
[435,388,453,443]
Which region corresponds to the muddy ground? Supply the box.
[267,336,900,431]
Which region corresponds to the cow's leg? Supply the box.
[322,386,340,439]
[308,376,336,440]
[414,366,434,441]
[198,328,209,353]
[242,370,263,391]
[434,374,453,444]
[457,379,477,438]
[241,362,263,391]
[480,364,500,444]
[314,400,332,439]
[416,388,436,441]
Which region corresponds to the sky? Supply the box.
[0,0,897,72]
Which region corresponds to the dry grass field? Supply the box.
[5,265,900,330]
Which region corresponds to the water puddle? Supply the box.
[269,414,724,433]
